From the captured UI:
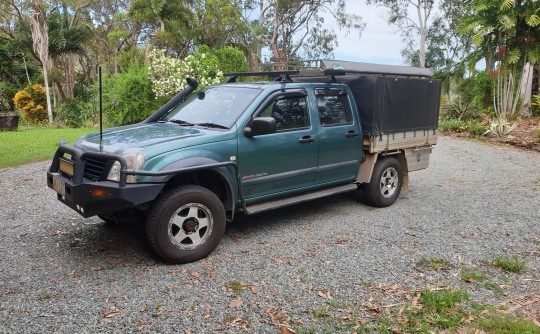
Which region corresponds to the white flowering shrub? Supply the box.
[148,49,223,98]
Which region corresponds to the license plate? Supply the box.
[53,176,66,197]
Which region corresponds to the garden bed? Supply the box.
[441,117,540,153]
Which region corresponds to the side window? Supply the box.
[259,94,309,132]
[316,89,353,126]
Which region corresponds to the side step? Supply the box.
[244,183,358,215]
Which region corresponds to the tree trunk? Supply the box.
[54,79,67,102]
[519,62,533,117]
[64,54,75,99]
[537,64,540,95]
[270,0,283,64]
[42,65,53,124]
[416,0,426,67]
[484,55,495,109]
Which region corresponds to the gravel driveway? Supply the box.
[1,136,539,333]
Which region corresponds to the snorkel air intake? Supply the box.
[144,77,199,123]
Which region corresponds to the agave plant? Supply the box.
[485,116,518,137]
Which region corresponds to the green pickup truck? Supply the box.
[47,60,441,263]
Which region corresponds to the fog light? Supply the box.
[91,188,110,198]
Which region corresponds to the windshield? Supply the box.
[162,86,261,129]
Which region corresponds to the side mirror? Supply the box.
[244,117,276,137]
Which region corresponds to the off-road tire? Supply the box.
[362,157,403,208]
[145,185,226,264]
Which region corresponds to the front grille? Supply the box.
[84,157,109,181]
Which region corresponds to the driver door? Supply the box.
[237,89,319,202]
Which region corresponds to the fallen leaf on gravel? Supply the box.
[184,330,191,334]
[221,317,250,330]
[228,299,243,308]
[203,261,218,271]
[279,324,296,334]
[204,308,211,319]
[317,290,333,300]
[169,266,183,275]
[92,264,106,271]
[251,286,257,294]
[263,306,287,325]
[102,307,121,318]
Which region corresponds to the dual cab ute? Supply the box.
[47,60,441,263]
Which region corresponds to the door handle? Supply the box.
[298,135,315,144]
[345,130,359,138]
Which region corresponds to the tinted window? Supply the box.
[316,90,353,126]
[259,95,309,132]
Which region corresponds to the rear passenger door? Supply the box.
[314,88,362,185]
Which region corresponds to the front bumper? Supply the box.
[46,172,164,217]
[47,144,164,218]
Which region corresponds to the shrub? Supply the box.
[457,71,492,112]
[532,94,540,116]
[0,81,17,111]
[439,118,487,136]
[13,83,48,125]
[101,64,160,126]
[440,96,478,120]
[56,98,98,128]
[116,48,145,73]
[148,47,223,98]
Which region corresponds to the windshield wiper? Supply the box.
[168,119,195,126]
[195,122,229,129]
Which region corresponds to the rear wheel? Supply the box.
[145,185,226,264]
[362,157,403,208]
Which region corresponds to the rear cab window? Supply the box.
[315,88,353,127]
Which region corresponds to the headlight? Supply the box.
[107,149,147,183]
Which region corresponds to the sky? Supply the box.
[330,2,408,65]
[331,2,407,65]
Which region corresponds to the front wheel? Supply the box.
[146,185,226,264]
[362,157,403,208]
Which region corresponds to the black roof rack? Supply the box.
[225,70,300,83]
[224,59,434,83]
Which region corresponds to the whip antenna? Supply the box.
[99,66,103,152]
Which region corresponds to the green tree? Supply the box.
[215,46,248,73]
[128,0,194,55]
[459,0,540,116]
[261,0,364,63]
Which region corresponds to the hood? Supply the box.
[75,122,228,156]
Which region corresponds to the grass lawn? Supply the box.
[0,126,97,169]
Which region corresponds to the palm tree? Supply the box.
[459,0,540,117]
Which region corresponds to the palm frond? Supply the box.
[506,49,521,64]
[500,0,515,11]
[525,14,540,27]
[498,14,515,30]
